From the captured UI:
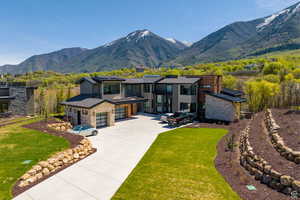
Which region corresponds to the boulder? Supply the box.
[42,168,50,176]
[282,187,293,195]
[292,180,300,192]
[36,172,43,179]
[21,173,31,180]
[28,169,37,176]
[32,165,42,172]
[39,161,49,168]
[27,176,37,183]
[73,153,79,159]
[270,169,281,180]
[261,174,272,185]
[295,157,300,164]
[280,175,294,186]
[263,165,272,174]
[19,180,29,187]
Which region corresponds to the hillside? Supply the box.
[0,30,188,74]
[170,1,300,65]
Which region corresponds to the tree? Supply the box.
[222,75,237,89]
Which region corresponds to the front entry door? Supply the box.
[77,111,81,125]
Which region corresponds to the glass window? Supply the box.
[104,83,120,95]
[0,103,8,113]
[144,84,150,93]
[166,85,172,93]
[190,103,197,113]
[180,103,189,111]
[180,85,197,95]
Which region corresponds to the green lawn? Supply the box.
[0,119,70,200]
[112,128,240,200]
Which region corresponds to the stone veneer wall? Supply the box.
[18,138,93,187]
[8,87,34,115]
[239,120,300,195]
[264,109,300,164]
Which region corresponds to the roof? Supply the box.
[61,95,146,108]
[157,77,200,84]
[207,93,246,103]
[77,76,125,84]
[221,88,244,97]
[0,95,15,100]
[61,94,105,108]
[124,77,163,84]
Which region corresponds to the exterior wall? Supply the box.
[8,87,35,116]
[90,102,115,127]
[205,95,236,122]
[172,84,179,112]
[143,84,155,113]
[80,80,96,95]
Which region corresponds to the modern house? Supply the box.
[0,82,37,116]
[61,75,246,128]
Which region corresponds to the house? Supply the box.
[61,75,245,128]
[135,65,148,73]
[0,82,37,116]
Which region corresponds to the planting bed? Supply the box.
[249,112,300,180]
[271,109,300,151]
[12,118,97,197]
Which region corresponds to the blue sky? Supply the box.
[0,0,299,65]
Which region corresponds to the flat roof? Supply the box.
[157,77,200,84]
[207,93,246,103]
[124,77,163,84]
[221,88,244,97]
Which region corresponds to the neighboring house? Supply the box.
[62,75,246,128]
[0,82,37,116]
[135,65,148,73]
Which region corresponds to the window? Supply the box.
[180,85,196,95]
[190,103,197,113]
[166,85,172,93]
[104,83,120,95]
[82,110,88,115]
[0,103,8,113]
[180,103,189,111]
[144,84,151,93]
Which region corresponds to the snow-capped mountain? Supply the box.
[171,1,300,65]
[0,30,187,73]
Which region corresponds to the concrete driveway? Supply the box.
[14,114,171,200]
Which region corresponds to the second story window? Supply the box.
[104,83,120,95]
[144,84,151,93]
[180,85,196,95]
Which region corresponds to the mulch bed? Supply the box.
[272,109,300,151]
[12,118,97,197]
[188,119,289,200]
[249,112,300,180]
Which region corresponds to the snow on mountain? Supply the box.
[166,38,177,44]
[182,41,193,47]
[257,9,290,29]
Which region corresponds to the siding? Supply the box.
[205,95,236,122]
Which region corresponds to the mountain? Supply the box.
[0,30,188,74]
[171,1,300,65]
[0,47,87,74]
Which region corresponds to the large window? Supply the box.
[0,103,8,113]
[190,103,197,113]
[103,83,120,95]
[180,103,189,111]
[144,84,151,93]
[180,85,196,95]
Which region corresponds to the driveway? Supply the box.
[14,114,171,200]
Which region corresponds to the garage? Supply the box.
[115,107,127,120]
[96,112,108,128]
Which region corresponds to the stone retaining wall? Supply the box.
[48,121,72,132]
[18,138,93,187]
[239,120,300,195]
[264,109,300,164]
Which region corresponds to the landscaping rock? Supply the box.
[42,168,50,176]
[280,175,293,186]
[292,180,300,192]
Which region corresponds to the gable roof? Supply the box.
[207,93,246,103]
[61,95,146,108]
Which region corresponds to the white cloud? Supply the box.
[256,0,299,11]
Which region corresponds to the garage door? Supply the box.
[96,112,108,128]
[115,107,127,120]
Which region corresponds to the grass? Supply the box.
[0,118,70,200]
[112,128,240,200]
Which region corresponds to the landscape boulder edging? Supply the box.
[239,118,300,195]
[264,109,300,164]
[18,138,93,187]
